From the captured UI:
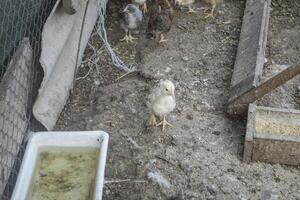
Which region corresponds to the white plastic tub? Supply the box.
[11,131,109,200]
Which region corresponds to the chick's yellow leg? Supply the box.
[159,34,168,43]
[128,31,138,42]
[120,31,129,43]
[156,116,173,131]
[148,113,157,126]
[143,3,148,13]
[204,5,216,18]
[188,6,196,13]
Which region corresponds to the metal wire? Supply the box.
[96,0,137,72]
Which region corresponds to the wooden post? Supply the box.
[228,0,271,115]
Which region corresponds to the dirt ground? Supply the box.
[56,0,300,199]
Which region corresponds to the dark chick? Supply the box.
[116,0,131,15]
[120,4,143,43]
[147,0,173,43]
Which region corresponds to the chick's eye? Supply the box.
[165,88,169,91]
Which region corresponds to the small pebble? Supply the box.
[94,80,100,86]
[212,131,221,135]
[206,185,218,195]
[227,168,235,173]
[182,124,190,130]
[39,170,47,177]
[186,114,193,120]
[182,56,189,61]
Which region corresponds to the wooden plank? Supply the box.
[228,64,300,115]
[229,0,271,102]
[253,139,300,166]
[243,104,255,163]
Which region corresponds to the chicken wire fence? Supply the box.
[0,0,128,198]
[0,0,56,199]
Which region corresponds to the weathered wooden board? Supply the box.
[252,139,300,166]
[228,0,271,109]
[244,104,300,166]
[243,104,255,163]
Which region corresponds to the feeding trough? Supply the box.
[11,131,109,200]
[244,104,300,165]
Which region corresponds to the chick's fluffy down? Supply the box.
[147,80,176,117]
[175,0,195,6]
[152,95,176,117]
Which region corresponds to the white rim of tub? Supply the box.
[11,130,109,200]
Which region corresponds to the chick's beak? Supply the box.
[171,89,175,97]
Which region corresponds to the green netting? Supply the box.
[0,0,56,199]
[0,0,54,78]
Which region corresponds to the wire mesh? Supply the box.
[0,0,56,199]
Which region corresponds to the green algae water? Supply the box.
[26,147,99,200]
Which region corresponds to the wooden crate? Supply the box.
[244,104,300,165]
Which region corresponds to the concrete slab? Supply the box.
[32,0,99,130]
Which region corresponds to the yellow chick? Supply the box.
[204,0,223,18]
[147,80,176,131]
